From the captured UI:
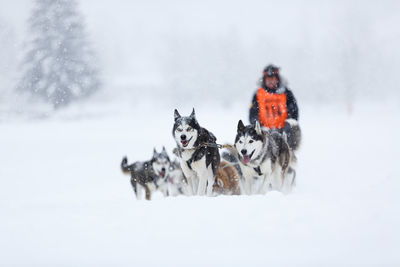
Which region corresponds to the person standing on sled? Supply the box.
[249,64,301,150]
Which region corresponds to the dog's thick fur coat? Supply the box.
[230,120,299,194]
[172,109,220,196]
[121,148,171,200]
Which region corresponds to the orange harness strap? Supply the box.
[256,88,288,129]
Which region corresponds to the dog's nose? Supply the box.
[161,167,166,172]
[241,149,247,155]
[180,134,186,140]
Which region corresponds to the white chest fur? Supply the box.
[240,163,261,179]
[239,158,273,195]
[181,149,195,161]
[180,149,209,173]
[179,148,213,196]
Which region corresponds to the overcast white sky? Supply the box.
[1,0,399,104]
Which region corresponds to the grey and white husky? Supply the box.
[121,147,171,200]
[167,159,192,196]
[172,109,220,196]
[232,120,300,194]
[232,120,276,194]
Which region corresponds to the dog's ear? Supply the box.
[237,120,245,132]
[172,147,179,157]
[174,109,181,121]
[161,146,168,156]
[255,120,262,136]
[153,148,158,155]
[190,108,196,118]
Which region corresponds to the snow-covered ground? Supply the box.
[1,100,399,266]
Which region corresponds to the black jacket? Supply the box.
[249,85,299,125]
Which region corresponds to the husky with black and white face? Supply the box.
[172,109,220,196]
[234,120,277,195]
[234,119,299,194]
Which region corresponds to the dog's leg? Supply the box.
[206,168,216,197]
[238,176,251,195]
[145,184,152,200]
[148,182,157,198]
[280,170,289,194]
[259,173,272,194]
[167,182,175,197]
[184,175,192,194]
[259,161,273,194]
[253,177,264,194]
[270,166,283,191]
[246,176,253,195]
[161,185,168,197]
[186,175,197,195]
[192,176,200,195]
[131,178,139,199]
[239,176,251,195]
[238,178,244,195]
[281,167,296,194]
[136,183,143,200]
[195,164,215,196]
[239,166,253,195]
[180,161,196,195]
[171,185,178,196]
[290,168,297,187]
[181,181,191,196]
[197,174,207,196]
[182,177,193,196]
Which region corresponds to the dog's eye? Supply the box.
[249,140,254,143]
[187,127,192,131]
[177,128,183,132]
[239,141,243,144]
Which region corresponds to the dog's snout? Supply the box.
[241,149,247,155]
[161,167,166,172]
[180,134,186,140]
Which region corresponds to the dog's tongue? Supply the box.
[181,140,188,147]
[243,155,251,165]
[159,171,165,178]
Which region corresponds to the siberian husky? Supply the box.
[233,119,299,194]
[172,109,220,196]
[232,120,277,194]
[121,147,171,200]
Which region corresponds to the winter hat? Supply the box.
[263,64,280,77]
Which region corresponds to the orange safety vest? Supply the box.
[256,88,288,129]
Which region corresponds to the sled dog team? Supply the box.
[121,108,301,200]
[121,64,301,200]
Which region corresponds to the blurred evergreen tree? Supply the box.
[18,0,100,109]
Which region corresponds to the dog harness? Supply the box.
[254,166,262,176]
[256,88,288,129]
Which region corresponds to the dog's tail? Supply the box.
[285,119,302,151]
[121,157,132,174]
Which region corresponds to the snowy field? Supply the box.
[1,101,399,266]
[1,0,400,265]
